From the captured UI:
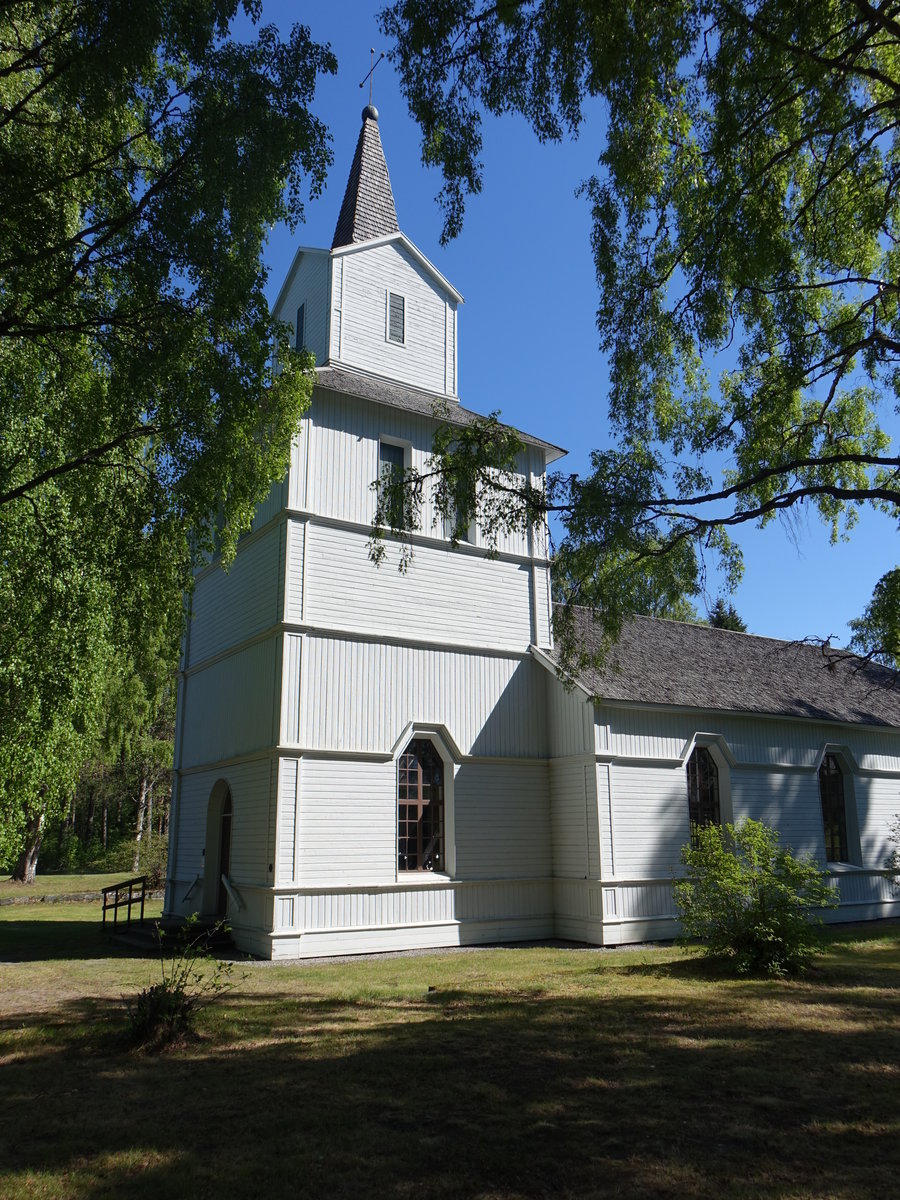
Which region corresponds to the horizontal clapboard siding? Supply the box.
[606,706,900,772]
[298,757,395,886]
[550,760,591,878]
[454,761,551,879]
[189,528,284,666]
[172,758,273,889]
[181,638,278,768]
[303,523,533,649]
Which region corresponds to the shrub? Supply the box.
[127,915,236,1050]
[674,819,838,976]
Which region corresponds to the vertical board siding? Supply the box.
[189,528,283,666]
[596,763,614,877]
[181,638,278,768]
[281,634,303,744]
[298,757,396,885]
[550,760,591,878]
[274,250,330,364]
[304,524,533,648]
[334,242,454,394]
[454,761,551,878]
[288,417,311,511]
[277,758,300,884]
[546,674,593,759]
[285,520,305,623]
[293,637,547,757]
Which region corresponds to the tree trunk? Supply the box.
[12,809,45,884]
[101,800,108,849]
[132,772,149,872]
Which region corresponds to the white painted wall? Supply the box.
[287,634,548,758]
[330,240,457,394]
[188,526,284,667]
[180,637,280,769]
[273,249,330,365]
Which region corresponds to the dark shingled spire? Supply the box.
[332,105,400,249]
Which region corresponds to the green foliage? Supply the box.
[127,915,236,1050]
[849,568,900,666]
[0,2,333,861]
[674,819,838,976]
[709,599,748,632]
[383,1,900,655]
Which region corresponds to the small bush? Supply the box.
[674,819,838,976]
[127,915,236,1050]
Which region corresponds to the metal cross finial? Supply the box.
[359,48,385,106]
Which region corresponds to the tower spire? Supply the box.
[331,104,399,249]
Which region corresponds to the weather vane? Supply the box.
[359,48,385,107]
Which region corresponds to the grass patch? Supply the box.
[0,871,147,900]
[1,923,899,1198]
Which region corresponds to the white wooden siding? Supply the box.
[294,636,547,757]
[303,523,534,650]
[288,415,312,511]
[171,757,273,890]
[285,520,305,624]
[276,757,300,885]
[546,674,593,759]
[608,763,688,879]
[550,760,599,878]
[731,767,825,859]
[189,527,284,666]
[454,761,551,878]
[274,250,330,365]
[330,242,455,394]
[605,705,900,773]
[298,757,396,886]
[181,637,279,768]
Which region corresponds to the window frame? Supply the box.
[686,745,721,847]
[817,749,861,866]
[378,437,409,531]
[397,738,445,874]
[393,727,457,880]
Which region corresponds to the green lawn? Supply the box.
[1,906,899,1199]
[0,871,147,900]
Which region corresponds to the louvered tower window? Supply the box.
[687,746,720,847]
[387,292,405,344]
[295,303,305,350]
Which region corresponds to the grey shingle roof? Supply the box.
[332,107,400,249]
[315,366,565,457]
[553,607,900,729]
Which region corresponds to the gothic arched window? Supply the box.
[819,753,849,862]
[687,746,720,846]
[398,739,444,872]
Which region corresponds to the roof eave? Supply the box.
[331,231,465,305]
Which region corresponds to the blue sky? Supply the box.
[251,2,898,646]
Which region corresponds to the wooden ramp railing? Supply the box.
[101,876,147,930]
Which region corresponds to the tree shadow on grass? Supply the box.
[0,917,155,962]
[3,976,900,1200]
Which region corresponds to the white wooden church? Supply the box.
[164,107,900,958]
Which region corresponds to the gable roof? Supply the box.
[546,607,900,730]
[332,106,400,249]
[314,365,566,461]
